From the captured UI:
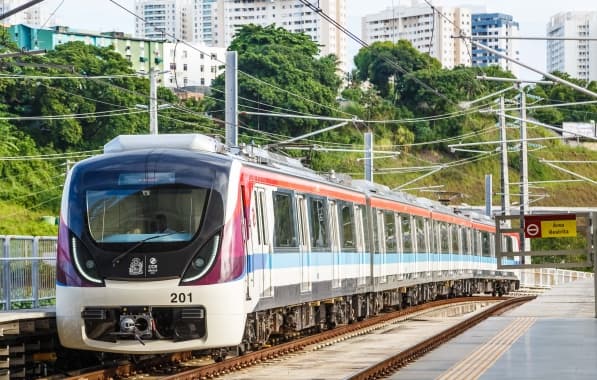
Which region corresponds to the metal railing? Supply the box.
[516,268,594,288]
[0,235,57,311]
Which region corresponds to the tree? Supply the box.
[208,25,343,141]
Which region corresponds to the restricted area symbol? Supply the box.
[525,223,540,237]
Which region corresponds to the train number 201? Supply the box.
[170,292,193,303]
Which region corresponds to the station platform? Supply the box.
[393,278,597,379]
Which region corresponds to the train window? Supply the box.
[415,217,426,253]
[255,189,268,246]
[440,223,449,253]
[86,187,208,243]
[373,210,385,253]
[354,205,366,252]
[472,231,480,255]
[451,225,459,254]
[273,192,297,248]
[384,212,397,253]
[400,214,413,253]
[308,197,329,249]
[461,228,470,254]
[339,202,355,250]
[428,220,437,253]
[481,231,491,257]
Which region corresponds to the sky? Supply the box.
[40,0,597,79]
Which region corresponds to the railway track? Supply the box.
[63,295,534,380]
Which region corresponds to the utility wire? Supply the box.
[297,0,450,102]
[108,0,352,119]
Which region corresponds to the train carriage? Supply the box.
[56,133,518,356]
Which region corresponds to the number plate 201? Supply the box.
[170,292,193,303]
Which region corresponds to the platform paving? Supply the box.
[393,278,597,380]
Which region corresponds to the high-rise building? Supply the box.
[547,11,597,82]
[189,0,217,45]
[213,0,348,72]
[135,0,190,41]
[471,13,520,77]
[0,0,47,27]
[361,1,472,69]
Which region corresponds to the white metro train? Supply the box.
[56,133,519,357]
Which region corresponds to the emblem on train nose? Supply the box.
[148,257,158,275]
[129,257,144,276]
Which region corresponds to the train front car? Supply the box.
[56,135,247,354]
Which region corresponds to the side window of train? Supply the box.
[461,227,470,255]
[384,211,397,253]
[440,223,450,253]
[428,219,436,253]
[372,209,383,254]
[308,196,329,250]
[451,224,459,254]
[472,230,480,255]
[273,191,298,249]
[415,216,426,253]
[253,188,268,246]
[339,201,356,251]
[481,231,491,257]
[400,214,413,253]
[354,205,366,252]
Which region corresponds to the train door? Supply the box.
[296,195,311,292]
[242,186,254,301]
[374,209,387,283]
[329,200,341,288]
[253,187,272,297]
[354,205,367,286]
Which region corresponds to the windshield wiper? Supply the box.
[112,232,177,267]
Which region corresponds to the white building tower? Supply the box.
[547,11,597,82]
[361,1,471,69]
[213,0,348,73]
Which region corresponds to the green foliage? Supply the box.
[0,32,219,234]
[529,71,597,125]
[208,25,343,142]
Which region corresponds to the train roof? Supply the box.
[103,133,493,225]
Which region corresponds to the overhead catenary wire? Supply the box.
[108,0,353,120]
[297,0,450,102]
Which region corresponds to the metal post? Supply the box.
[499,96,510,215]
[485,174,492,216]
[225,51,238,148]
[519,89,530,261]
[32,237,39,308]
[3,237,11,310]
[364,131,373,182]
[592,212,597,318]
[149,67,158,135]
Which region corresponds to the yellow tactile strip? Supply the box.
[437,317,537,380]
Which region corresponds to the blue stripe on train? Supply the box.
[245,251,499,273]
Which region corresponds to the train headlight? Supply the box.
[71,233,103,284]
[181,232,220,283]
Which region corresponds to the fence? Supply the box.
[516,268,594,288]
[0,235,57,311]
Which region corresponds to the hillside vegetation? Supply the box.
[0,25,595,236]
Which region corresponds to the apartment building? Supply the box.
[471,13,520,76]
[212,0,348,72]
[547,11,597,81]
[361,1,471,69]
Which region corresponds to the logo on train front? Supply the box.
[129,257,144,276]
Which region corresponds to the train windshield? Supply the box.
[86,185,208,243]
